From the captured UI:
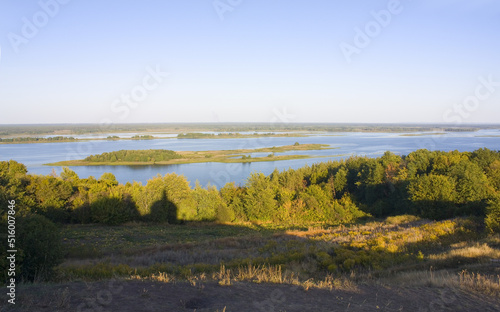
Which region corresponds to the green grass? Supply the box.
[56,217,500,297]
[61,222,270,258]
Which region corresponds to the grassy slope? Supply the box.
[8,217,500,311]
[58,217,500,288]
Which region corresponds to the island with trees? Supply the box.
[45,143,334,166]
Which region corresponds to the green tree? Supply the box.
[485,197,500,233]
[408,174,456,219]
[99,172,119,188]
[28,175,73,223]
[243,173,277,221]
[60,167,79,184]
[17,215,63,281]
[90,192,137,225]
[449,161,491,216]
[220,182,246,221]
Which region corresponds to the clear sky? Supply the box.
[0,0,499,124]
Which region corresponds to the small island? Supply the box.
[45,143,334,166]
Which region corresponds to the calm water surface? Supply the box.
[1,130,499,188]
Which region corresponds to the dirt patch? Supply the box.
[2,279,499,312]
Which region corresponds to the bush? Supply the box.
[90,195,137,225]
[216,203,235,222]
[18,215,63,281]
[485,199,500,233]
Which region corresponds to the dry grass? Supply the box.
[130,263,358,292]
[58,217,500,298]
[429,242,500,261]
[384,268,500,297]
[131,271,174,283]
[458,270,500,296]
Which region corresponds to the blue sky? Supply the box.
[0,0,499,124]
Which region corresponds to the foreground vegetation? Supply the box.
[45,143,332,166]
[55,217,499,292]
[7,217,500,311]
[1,148,500,309]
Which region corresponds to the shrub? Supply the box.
[485,198,500,233]
[216,203,235,222]
[90,195,137,225]
[18,214,63,281]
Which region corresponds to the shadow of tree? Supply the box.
[147,189,178,224]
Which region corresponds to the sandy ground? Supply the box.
[1,279,499,312]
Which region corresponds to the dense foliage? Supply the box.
[0,136,76,143]
[1,148,499,230]
[17,214,63,281]
[84,149,182,162]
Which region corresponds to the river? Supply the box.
[1,129,499,188]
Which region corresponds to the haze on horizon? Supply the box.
[0,0,499,125]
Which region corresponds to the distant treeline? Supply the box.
[84,149,181,162]
[1,148,499,231]
[177,132,284,139]
[131,135,154,140]
[0,123,493,136]
[0,136,76,143]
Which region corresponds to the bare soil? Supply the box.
[2,279,500,312]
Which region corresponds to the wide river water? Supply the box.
[1,130,499,188]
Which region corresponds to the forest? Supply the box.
[84,149,182,163]
[2,148,499,227]
[0,136,77,143]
